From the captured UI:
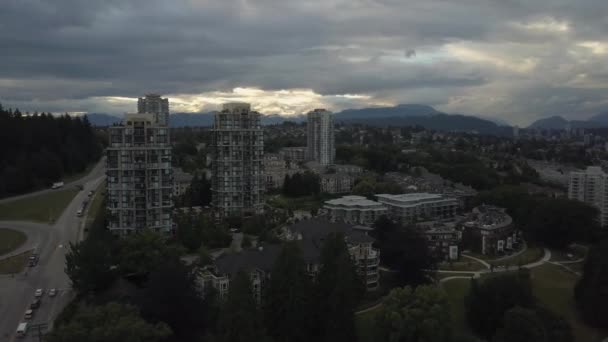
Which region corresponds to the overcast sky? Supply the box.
[1,0,608,125]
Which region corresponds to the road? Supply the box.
[0,157,105,205]
[0,162,105,342]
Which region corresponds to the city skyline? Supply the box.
[1,1,608,126]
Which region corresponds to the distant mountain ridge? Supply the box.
[527,115,608,129]
[84,104,512,135]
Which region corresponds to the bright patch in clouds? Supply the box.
[445,44,538,73]
[511,17,570,33]
[96,88,381,115]
[578,41,608,55]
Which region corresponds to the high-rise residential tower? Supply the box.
[307,109,335,166]
[211,103,264,218]
[138,93,170,126]
[568,166,608,227]
[106,95,173,235]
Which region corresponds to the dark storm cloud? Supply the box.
[1,0,608,124]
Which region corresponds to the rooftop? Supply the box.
[324,195,386,208]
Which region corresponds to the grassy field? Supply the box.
[440,263,603,342]
[442,278,473,335]
[0,188,79,223]
[531,264,604,342]
[355,305,381,342]
[0,228,27,255]
[489,247,544,267]
[439,259,487,272]
[0,250,32,274]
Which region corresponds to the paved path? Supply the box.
[440,275,477,283]
[460,254,490,269]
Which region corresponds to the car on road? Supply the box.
[16,322,28,338]
[88,190,94,197]
[28,255,38,267]
[24,310,34,320]
[34,289,43,298]
[51,181,64,189]
[76,208,83,217]
[29,299,40,309]
[49,288,57,297]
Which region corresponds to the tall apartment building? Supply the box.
[568,166,608,227]
[106,113,173,234]
[138,93,170,126]
[211,103,264,218]
[307,109,335,166]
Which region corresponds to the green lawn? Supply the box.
[489,247,544,267]
[63,162,98,183]
[442,278,472,335]
[0,228,27,255]
[0,188,79,223]
[355,305,381,342]
[531,264,604,342]
[0,250,32,274]
[439,259,487,272]
[441,264,604,342]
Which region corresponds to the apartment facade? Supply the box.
[200,219,381,301]
[172,168,194,198]
[211,103,265,218]
[375,193,459,223]
[324,195,388,226]
[279,147,307,162]
[307,109,335,166]
[106,113,173,234]
[138,93,169,126]
[568,166,608,227]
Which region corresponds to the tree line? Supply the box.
[0,104,102,197]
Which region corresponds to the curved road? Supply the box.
[0,161,105,342]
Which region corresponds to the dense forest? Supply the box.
[0,103,102,197]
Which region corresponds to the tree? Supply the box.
[492,307,545,342]
[575,239,608,328]
[264,243,314,342]
[133,260,210,341]
[313,233,365,342]
[47,302,171,342]
[198,245,213,266]
[375,285,452,342]
[465,271,535,339]
[524,199,599,248]
[65,237,118,295]
[352,180,375,197]
[218,271,267,342]
[379,225,436,286]
[117,231,182,279]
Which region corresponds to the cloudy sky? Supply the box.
[1,0,608,125]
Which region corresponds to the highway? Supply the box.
[0,160,105,342]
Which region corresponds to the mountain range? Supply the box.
[85,104,516,135]
[527,113,608,130]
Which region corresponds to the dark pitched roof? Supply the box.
[214,244,282,277]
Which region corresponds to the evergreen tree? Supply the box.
[313,233,365,342]
[575,239,608,328]
[218,271,267,342]
[264,243,314,342]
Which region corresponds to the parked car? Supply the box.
[24,310,34,320]
[28,255,38,267]
[51,182,64,189]
[30,299,40,309]
[48,288,57,297]
[34,289,43,298]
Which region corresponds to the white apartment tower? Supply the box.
[138,93,170,126]
[307,109,335,166]
[106,112,173,234]
[568,166,608,227]
[211,103,265,218]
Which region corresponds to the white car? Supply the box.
[48,288,57,297]
[34,289,43,298]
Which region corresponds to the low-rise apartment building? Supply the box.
[320,173,354,194]
[172,168,194,198]
[375,193,459,223]
[324,195,388,226]
[279,147,307,162]
[200,219,380,301]
[462,205,517,256]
